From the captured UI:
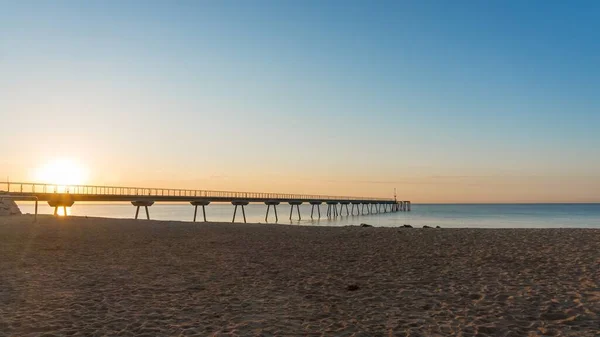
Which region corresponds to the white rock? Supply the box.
[0,198,21,216]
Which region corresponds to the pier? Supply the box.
[1,182,411,223]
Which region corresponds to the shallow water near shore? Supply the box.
[15,202,600,228]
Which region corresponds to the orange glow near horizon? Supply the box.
[9,159,599,203]
[34,159,89,186]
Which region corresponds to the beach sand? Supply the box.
[0,215,598,336]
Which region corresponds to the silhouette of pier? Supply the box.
[1,182,411,223]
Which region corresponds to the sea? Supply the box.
[15,202,600,228]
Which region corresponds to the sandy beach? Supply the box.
[0,216,598,336]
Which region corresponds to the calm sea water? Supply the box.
[15,202,600,228]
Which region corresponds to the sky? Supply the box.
[1,0,599,203]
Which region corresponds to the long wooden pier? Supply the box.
[1,182,411,223]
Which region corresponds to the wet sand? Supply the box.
[1,215,598,336]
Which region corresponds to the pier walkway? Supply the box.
[1,182,411,223]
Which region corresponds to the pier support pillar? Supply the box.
[232,201,249,223]
[288,201,303,221]
[326,201,338,218]
[340,202,350,216]
[191,200,210,222]
[309,201,322,219]
[405,201,411,212]
[132,200,154,220]
[48,194,75,217]
[265,200,280,222]
[351,202,360,215]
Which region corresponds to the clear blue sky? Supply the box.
[1,1,599,202]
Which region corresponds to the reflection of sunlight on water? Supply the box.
[56,207,72,216]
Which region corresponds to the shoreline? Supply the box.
[1,215,599,336]
[6,213,600,229]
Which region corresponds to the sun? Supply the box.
[34,159,89,186]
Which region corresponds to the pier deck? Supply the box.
[1,182,411,222]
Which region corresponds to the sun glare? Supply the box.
[34,159,89,186]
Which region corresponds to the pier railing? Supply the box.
[0,182,393,202]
